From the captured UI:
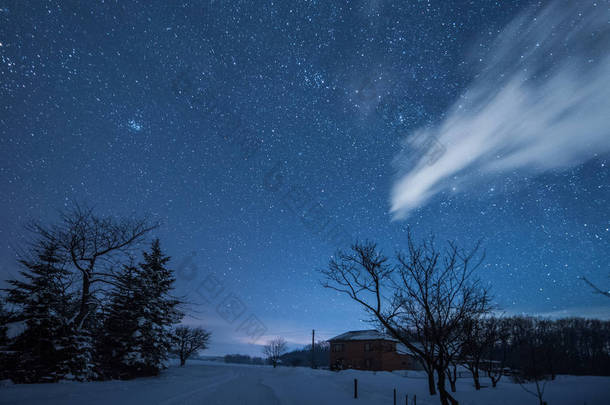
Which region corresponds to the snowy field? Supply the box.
[1,360,609,405]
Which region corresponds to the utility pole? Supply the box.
[311,329,315,368]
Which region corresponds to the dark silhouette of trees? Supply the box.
[506,316,610,377]
[281,341,330,368]
[4,242,79,381]
[0,298,8,348]
[174,326,211,366]
[511,317,550,405]
[225,354,254,364]
[482,317,510,388]
[31,205,157,332]
[98,263,141,378]
[460,318,487,390]
[136,239,183,371]
[461,317,506,390]
[1,206,187,382]
[223,354,266,365]
[99,239,182,378]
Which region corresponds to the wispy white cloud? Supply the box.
[391,1,610,218]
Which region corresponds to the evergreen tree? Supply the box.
[100,239,182,378]
[0,298,8,347]
[136,239,182,375]
[0,298,13,381]
[5,242,76,382]
[98,263,143,379]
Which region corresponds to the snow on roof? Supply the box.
[328,330,399,342]
[396,343,409,355]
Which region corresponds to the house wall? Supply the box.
[380,349,413,371]
[329,339,414,372]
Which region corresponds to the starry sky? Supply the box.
[1,0,608,356]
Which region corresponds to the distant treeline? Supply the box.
[224,354,266,365]
[280,341,330,368]
[224,341,330,368]
[491,316,610,378]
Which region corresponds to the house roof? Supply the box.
[328,330,399,342]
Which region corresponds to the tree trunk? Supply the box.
[437,368,459,405]
[427,368,437,395]
[75,273,91,328]
[536,380,546,405]
[437,369,449,405]
[180,356,186,367]
[472,368,481,390]
[446,367,457,392]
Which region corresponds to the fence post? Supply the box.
[393,388,396,405]
[414,394,416,405]
[354,378,358,399]
[405,394,408,405]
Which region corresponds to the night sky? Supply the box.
[1,0,608,356]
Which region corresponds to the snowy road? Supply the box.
[0,363,281,405]
[1,361,609,405]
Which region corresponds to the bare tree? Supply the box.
[581,276,610,298]
[396,235,492,405]
[482,317,509,388]
[320,232,492,405]
[461,317,492,390]
[263,337,287,368]
[30,205,157,329]
[319,241,442,390]
[173,326,211,366]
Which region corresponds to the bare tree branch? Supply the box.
[320,231,493,405]
[581,276,610,298]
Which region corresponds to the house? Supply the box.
[328,330,417,372]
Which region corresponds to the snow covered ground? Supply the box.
[1,360,609,405]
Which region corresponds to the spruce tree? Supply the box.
[5,242,75,382]
[100,239,182,378]
[0,298,12,380]
[98,263,143,379]
[136,239,182,375]
[0,298,8,347]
